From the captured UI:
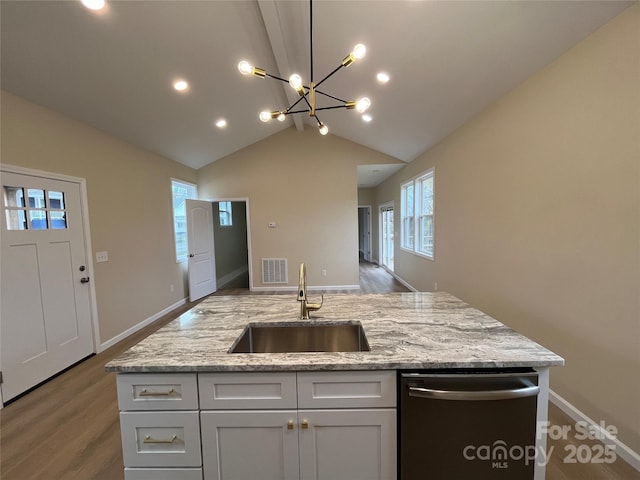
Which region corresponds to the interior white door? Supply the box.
[186,199,216,301]
[1,172,94,402]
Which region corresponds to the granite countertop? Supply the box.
[105,292,564,373]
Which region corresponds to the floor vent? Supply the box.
[262,258,288,284]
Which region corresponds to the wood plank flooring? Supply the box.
[1,263,637,479]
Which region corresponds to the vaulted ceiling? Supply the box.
[1,1,632,185]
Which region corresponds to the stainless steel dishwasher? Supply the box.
[400,369,539,480]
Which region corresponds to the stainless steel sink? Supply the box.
[229,321,370,353]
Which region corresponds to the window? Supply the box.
[400,168,434,259]
[3,186,68,230]
[171,179,197,262]
[218,201,233,226]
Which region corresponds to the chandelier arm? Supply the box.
[315,90,348,104]
[284,95,309,112]
[310,0,314,82]
[314,64,345,90]
[287,108,312,115]
[264,72,292,84]
[301,95,315,115]
[314,105,353,112]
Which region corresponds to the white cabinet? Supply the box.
[201,410,300,480]
[116,371,397,480]
[298,409,397,480]
[117,373,202,480]
[199,371,396,480]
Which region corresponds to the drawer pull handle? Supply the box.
[139,388,175,397]
[301,419,309,429]
[144,434,177,444]
[287,420,295,430]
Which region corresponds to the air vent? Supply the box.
[262,258,288,284]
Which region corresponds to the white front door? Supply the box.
[186,199,216,301]
[1,171,94,402]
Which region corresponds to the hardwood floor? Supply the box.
[1,263,637,479]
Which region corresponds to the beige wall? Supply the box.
[377,5,640,452]
[1,91,198,344]
[198,127,400,289]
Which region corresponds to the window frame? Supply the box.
[400,168,435,260]
[171,178,198,263]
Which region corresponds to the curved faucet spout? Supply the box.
[297,262,323,319]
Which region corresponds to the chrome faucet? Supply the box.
[297,263,323,319]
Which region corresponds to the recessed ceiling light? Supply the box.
[173,80,189,92]
[81,0,106,11]
[376,72,390,84]
[215,119,227,128]
[362,114,372,123]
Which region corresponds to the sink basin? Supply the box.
[229,321,370,353]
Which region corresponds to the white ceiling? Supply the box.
[1,0,632,186]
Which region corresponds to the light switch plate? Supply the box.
[96,251,109,263]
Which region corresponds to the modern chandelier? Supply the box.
[237,0,370,136]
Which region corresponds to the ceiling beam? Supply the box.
[258,0,304,132]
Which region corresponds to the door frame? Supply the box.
[357,205,372,262]
[0,164,99,353]
[202,197,253,291]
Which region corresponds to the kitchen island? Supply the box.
[106,292,564,480]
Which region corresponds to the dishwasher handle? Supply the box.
[407,384,539,401]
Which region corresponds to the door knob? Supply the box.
[80,277,90,283]
[189,254,194,258]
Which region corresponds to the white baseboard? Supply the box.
[217,266,248,289]
[377,263,418,292]
[98,298,187,352]
[549,389,640,471]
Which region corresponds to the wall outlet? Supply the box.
[434,282,438,292]
[96,251,109,263]
[321,269,327,277]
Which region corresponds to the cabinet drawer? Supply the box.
[124,467,202,480]
[199,372,297,410]
[117,373,198,411]
[297,371,396,408]
[120,411,201,467]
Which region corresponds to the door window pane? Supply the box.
[28,189,46,208]
[49,191,65,210]
[50,211,68,229]
[5,209,27,230]
[4,186,25,207]
[29,210,48,229]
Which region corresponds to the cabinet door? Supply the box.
[201,410,300,480]
[120,411,201,468]
[298,409,396,480]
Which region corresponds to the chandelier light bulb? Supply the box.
[355,97,371,113]
[277,113,286,122]
[319,124,329,135]
[81,0,105,11]
[259,111,271,122]
[289,74,303,90]
[238,61,253,75]
[352,44,366,60]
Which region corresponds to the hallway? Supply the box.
[215,260,410,295]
